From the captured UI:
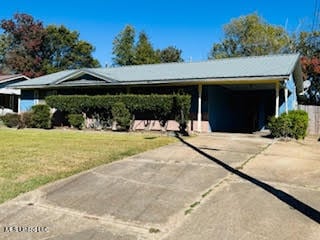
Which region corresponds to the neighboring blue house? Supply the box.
[0,74,29,113]
[12,54,303,133]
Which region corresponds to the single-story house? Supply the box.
[11,53,303,133]
[0,74,29,114]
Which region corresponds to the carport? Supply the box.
[207,83,276,132]
[191,54,303,133]
[196,69,301,133]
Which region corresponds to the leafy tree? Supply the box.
[42,25,100,73]
[300,56,320,104]
[134,31,158,65]
[0,13,100,77]
[292,31,320,57]
[0,13,46,77]
[157,46,183,63]
[112,25,136,66]
[112,25,184,65]
[0,35,10,73]
[292,31,320,104]
[209,13,290,59]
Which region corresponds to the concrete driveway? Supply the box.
[0,133,319,240]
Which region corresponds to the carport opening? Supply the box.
[208,85,275,133]
[0,94,19,112]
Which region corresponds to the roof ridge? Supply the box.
[92,61,192,70]
[205,53,300,63]
[91,53,300,71]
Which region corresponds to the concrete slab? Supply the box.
[129,143,216,165]
[47,229,136,240]
[2,133,317,240]
[130,134,271,168]
[42,161,228,225]
[0,202,140,240]
[244,138,320,188]
[164,181,320,240]
[262,138,320,160]
[188,134,272,155]
[199,149,254,167]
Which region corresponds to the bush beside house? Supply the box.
[46,94,191,133]
[0,94,191,132]
[68,114,84,129]
[19,111,33,128]
[1,113,20,128]
[1,105,51,129]
[111,102,131,130]
[268,110,308,139]
[30,105,51,129]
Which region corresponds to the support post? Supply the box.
[197,84,202,132]
[34,90,39,105]
[18,96,21,113]
[9,95,13,109]
[284,80,288,114]
[275,81,279,118]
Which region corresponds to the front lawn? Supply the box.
[0,128,176,204]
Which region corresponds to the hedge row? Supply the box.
[46,94,189,114]
[46,94,191,131]
[0,105,51,129]
[268,110,308,139]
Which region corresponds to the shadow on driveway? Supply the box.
[175,134,320,224]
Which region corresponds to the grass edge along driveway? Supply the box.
[0,128,176,204]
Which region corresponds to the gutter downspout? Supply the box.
[284,79,288,114]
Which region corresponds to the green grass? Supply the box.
[190,201,200,208]
[0,128,176,204]
[202,189,212,198]
[149,228,161,234]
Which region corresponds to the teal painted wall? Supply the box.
[20,90,37,112]
[208,86,233,132]
[279,74,297,115]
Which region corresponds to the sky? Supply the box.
[0,0,317,66]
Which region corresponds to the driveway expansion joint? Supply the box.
[126,157,222,168]
[32,202,152,234]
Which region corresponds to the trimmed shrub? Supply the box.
[46,94,191,132]
[268,114,291,138]
[173,95,191,134]
[287,110,308,139]
[1,113,19,128]
[68,114,84,129]
[111,102,131,130]
[31,104,51,129]
[268,110,308,139]
[18,111,33,129]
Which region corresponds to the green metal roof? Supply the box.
[11,54,302,89]
[13,70,78,86]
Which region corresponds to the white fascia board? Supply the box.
[0,88,21,95]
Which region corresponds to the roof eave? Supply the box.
[0,75,30,84]
[14,75,289,89]
[54,69,118,85]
